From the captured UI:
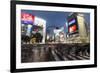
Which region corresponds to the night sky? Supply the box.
[21,10,90,34]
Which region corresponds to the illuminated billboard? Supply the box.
[67,13,78,34]
[68,19,76,25]
[21,13,34,25]
[68,25,77,33]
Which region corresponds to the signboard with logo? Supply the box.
[21,13,34,25]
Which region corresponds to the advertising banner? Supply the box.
[21,13,34,24]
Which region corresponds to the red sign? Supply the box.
[21,13,34,24]
[69,25,77,33]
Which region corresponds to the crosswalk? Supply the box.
[21,44,90,63]
[51,49,90,61]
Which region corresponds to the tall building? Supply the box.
[77,14,87,38]
[67,13,89,43]
[53,27,66,43]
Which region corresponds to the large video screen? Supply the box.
[67,14,78,34]
[68,24,77,33]
[68,19,76,25]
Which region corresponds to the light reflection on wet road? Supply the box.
[21,44,90,63]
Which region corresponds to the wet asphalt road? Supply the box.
[21,43,90,63]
